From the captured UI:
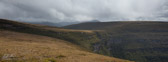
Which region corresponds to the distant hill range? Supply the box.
[63,21,168,30]
[27,20,100,27]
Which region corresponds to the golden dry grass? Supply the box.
[0,30,133,62]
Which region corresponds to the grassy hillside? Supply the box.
[63,21,168,62]
[0,19,100,50]
[0,30,133,62]
[0,19,133,62]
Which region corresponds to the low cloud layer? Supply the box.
[0,0,168,22]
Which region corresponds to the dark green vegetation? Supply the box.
[64,22,168,62]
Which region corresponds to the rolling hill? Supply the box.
[27,20,100,27]
[63,21,168,62]
[0,19,133,62]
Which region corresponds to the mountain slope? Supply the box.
[63,21,168,62]
[0,19,99,50]
[0,19,133,62]
[0,30,132,62]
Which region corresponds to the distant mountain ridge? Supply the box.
[63,21,168,31]
[26,20,100,27]
[26,21,75,27]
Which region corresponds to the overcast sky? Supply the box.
[0,0,168,22]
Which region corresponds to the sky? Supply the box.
[0,0,168,22]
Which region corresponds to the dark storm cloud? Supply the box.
[0,0,168,22]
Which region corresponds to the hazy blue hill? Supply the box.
[27,21,63,27]
[26,19,101,27]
